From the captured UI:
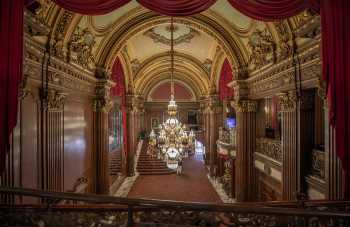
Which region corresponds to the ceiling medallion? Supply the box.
[143,25,199,46]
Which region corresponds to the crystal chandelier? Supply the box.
[149,17,195,160]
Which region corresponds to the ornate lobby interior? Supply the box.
[1,0,350,226]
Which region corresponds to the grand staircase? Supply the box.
[109,149,122,177]
[137,141,175,175]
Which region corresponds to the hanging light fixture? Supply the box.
[149,17,195,164]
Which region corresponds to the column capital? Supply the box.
[277,91,297,112]
[42,88,67,111]
[231,99,257,113]
[93,80,113,113]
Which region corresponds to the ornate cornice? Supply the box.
[24,34,98,96]
[246,40,321,99]
[232,100,257,113]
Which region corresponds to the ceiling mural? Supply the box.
[30,0,319,98]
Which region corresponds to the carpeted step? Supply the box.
[136,140,175,176]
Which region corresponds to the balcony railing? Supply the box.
[1,187,350,227]
[256,138,282,163]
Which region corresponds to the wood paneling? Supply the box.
[64,100,92,192]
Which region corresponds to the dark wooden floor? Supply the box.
[128,154,222,203]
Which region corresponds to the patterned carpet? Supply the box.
[128,154,222,203]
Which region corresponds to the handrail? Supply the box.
[1,187,350,218]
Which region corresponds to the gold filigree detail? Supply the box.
[247,28,275,70]
[69,27,96,69]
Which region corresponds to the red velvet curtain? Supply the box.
[219,59,234,101]
[321,0,350,198]
[0,0,25,172]
[52,0,131,15]
[52,0,216,16]
[111,58,128,160]
[227,0,319,21]
[137,0,217,16]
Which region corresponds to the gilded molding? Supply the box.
[232,100,257,113]
[246,40,321,99]
[277,91,297,112]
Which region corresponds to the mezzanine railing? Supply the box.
[0,187,350,227]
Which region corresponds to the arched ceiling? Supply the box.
[35,0,317,99]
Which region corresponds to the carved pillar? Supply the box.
[278,90,314,200]
[124,95,143,176]
[233,100,257,202]
[278,92,298,200]
[204,106,210,165]
[91,80,113,194]
[208,95,221,176]
[41,89,66,192]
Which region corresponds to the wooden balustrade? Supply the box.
[1,187,350,227]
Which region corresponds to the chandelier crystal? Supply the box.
[149,17,195,164]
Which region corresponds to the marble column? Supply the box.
[91,80,113,194]
[278,90,314,200]
[233,100,257,202]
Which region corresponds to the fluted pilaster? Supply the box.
[42,89,66,192]
[278,90,314,200]
[232,99,257,202]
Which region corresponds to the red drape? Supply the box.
[0,0,24,172]
[52,0,131,15]
[219,59,234,101]
[111,58,128,160]
[52,0,216,16]
[321,0,350,198]
[137,0,217,16]
[227,0,318,21]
